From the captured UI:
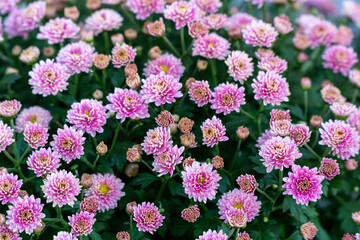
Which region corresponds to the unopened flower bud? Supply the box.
[43,46,55,58]
[116,232,130,240]
[148,18,165,37]
[5,67,18,75]
[64,6,80,22]
[181,205,200,223]
[211,156,224,169]
[126,74,141,89]
[96,141,108,155]
[81,173,93,188]
[297,52,308,62]
[81,30,94,43]
[149,46,162,59]
[301,77,311,90]
[173,114,180,122]
[142,21,151,35]
[310,115,323,129]
[124,28,138,41]
[34,221,45,234]
[20,46,39,65]
[126,147,141,162]
[183,157,195,169]
[178,117,194,134]
[126,201,137,214]
[236,126,249,140]
[185,77,196,90]
[180,133,197,148]
[93,89,103,100]
[86,0,101,10]
[169,123,178,134]
[125,64,138,76]
[300,222,318,240]
[111,33,124,45]
[18,190,28,198]
[0,167,8,175]
[156,110,174,127]
[124,163,139,177]
[197,60,208,71]
[93,54,111,69]
[346,159,358,171]
[0,214,5,225]
[12,45,22,56]
[80,197,99,213]
[321,80,333,89]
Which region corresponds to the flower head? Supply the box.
[258,56,288,74]
[210,82,246,115]
[226,208,247,228]
[181,205,200,223]
[0,173,22,204]
[236,174,258,194]
[27,148,61,177]
[111,43,136,68]
[201,116,229,147]
[127,0,165,20]
[203,14,227,30]
[68,211,96,237]
[330,102,356,119]
[153,145,184,176]
[188,21,209,39]
[0,0,19,14]
[0,100,21,118]
[143,53,185,80]
[141,127,172,155]
[24,123,48,149]
[242,21,278,47]
[80,197,99,214]
[225,51,254,84]
[0,121,15,152]
[274,14,293,35]
[85,9,123,36]
[0,224,21,240]
[349,69,360,88]
[19,46,40,64]
[192,33,230,60]
[290,124,311,146]
[319,158,340,180]
[347,108,360,134]
[37,18,80,44]
[308,20,336,48]
[322,45,358,76]
[196,230,228,240]
[133,202,164,234]
[53,231,77,240]
[300,222,318,240]
[189,80,212,107]
[15,106,52,132]
[334,25,354,46]
[320,84,345,104]
[164,1,200,29]
[192,0,222,13]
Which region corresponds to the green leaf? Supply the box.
[168,178,186,197]
[90,231,102,240]
[130,172,159,189]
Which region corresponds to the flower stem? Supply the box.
[256,101,264,135]
[272,170,283,208]
[3,150,16,165]
[71,74,79,99]
[103,31,110,54]
[262,2,267,21]
[93,155,100,168]
[130,216,134,238]
[163,36,181,58]
[352,87,359,103]
[231,140,241,169]
[10,119,18,159]
[311,130,319,149]
[228,228,235,239]
[214,144,220,156]
[210,59,218,86]
[180,27,186,56]
[155,178,168,202]
[256,187,274,202]
[304,90,308,121]
[18,146,31,164]
[141,160,154,173]
[240,107,256,121]
[304,143,321,160]
[102,69,107,95]
[80,156,95,170]
[106,122,122,159]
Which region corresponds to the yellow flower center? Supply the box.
[99,184,109,195]
[160,65,168,74]
[233,203,243,209]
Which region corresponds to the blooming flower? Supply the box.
[0,120,15,152]
[320,84,345,104]
[127,0,165,20]
[349,69,360,88]
[27,148,61,177]
[80,197,99,214]
[143,53,185,80]
[256,129,275,148]
[192,0,222,13]
[85,173,125,212]
[322,45,358,76]
[225,13,256,39]
[37,18,80,44]
[189,80,212,107]
[188,21,209,39]
[51,125,86,163]
[236,174,258,194]
[164,1,200,29]
[24,123,48,149]
[67,99,109,137]
[225,51,254,84]
[308,20,336,48]
[15,106,52,132]
[290,124,311,146]
[258,56,288,74]
[319,158,340,180]
[347,108,360,133]
[0,224,21,240]
[330,102,356,119]
[42,170,81,207]
[226,208,247,228]
[203,14,227,30]
[0,100,21,118]
[300,222,318,240]
[201,116,229,147]
[283,165,324,206]
[196,230,228,240]
[0,0,19,14]
[192,33,230,60]
[155,111,174,127]
[153,145,185,176]
[68,211,96,237]
[334,25,354,46]
[242,20,278,47]
[111,43,137,68]
[252,71,290,106]
[259,136,302,173]
[141,127,172,155]
[53,231,77,240]
[181,205,200,223]
[182,162,221,203]
[6,195,45,234]
[85,9,123,36]
[210,82,246,115]
[0,173,22,204]
[133,202,165,234]
[274,14,293,35]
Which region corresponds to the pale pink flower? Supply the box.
[143,53,185,80]
[15,106,52,132]
[24,123,48,149]
[322,45,358,76]
[111,43,137,68]
[201,116,229,147]
[242,20,278,47]
[37,18,80,44]
[0,173,22,204]
[196,230,228,240]
[27,148,61,177]
[192,33,230,60]
[133,202,164,234]
[188,80,212,107]
[164,1,200,29]
[127,0,165,20]
[85,9,123,36]
[210,82,246,115]
[152,145,185,176]
[225,51,254,84]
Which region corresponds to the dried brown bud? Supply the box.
[96,141,108,155]
[180,133,197,148]
[310,115,323,129]
[149,46,162,59]
[126,74,141,90]
[81,173,93,188]
[125,64,138,76]
[236,126,250,140]
[185,77,196,90]
[124,28,138,41]
[64,6,80,22]
[124,163,139,177]
[178,117,194,134]
[93,54,111,70]
[126,147,141,162]
[18,190,28,198]
[156,110,175,127]
[197,59,208,71]
[183,157,195,169]
[211,156,224,169]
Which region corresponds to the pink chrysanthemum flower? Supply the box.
[260,136,302,173]
[300,222,318,240]
[24,123,48,149]
[4,9,27,39]
[270,109,291,124]
[6,195,45,234]
[19,46,40,64]
[182,162,221,203]
[0,224,21,240]
[274,14,293,35]
[192,33,230,60]
[68,211,96,237]
[143,53,185,80]
[0,99,21,118]
[246,0,272,8]
[290,124,311,147]
[319,120,360,160]
[189,80,212,107]
[236,174,258,194]
[50,125,86,163]
[41,170,81,207]
[111,43,136,68]
[37,18,80,44]
[141,127,172,155]
[319,158,340,180]
[85,9,123,36]
[188,21,209,39]
[308,20,336,48]
[242,21,278,47]
[196,230,228,240]
[225,51,254,84]
[67,99,109,137]
[153,145,185,176]
[255,48,275,60]
[293,32,311,50]
[200,116,229,147]
[258,56,288,74]
[0,173,22,204]
[192,0,222,13]
[84,173,125,212]
[252,71,290,106]
[330,102,356,119]
[270,120,292,137]
[225,13,256,38]
[226,208,247,228]
[352,212,360,224]
[349,69,360,88]
[334,25,354,46]
[127,0,165,20]
[320,84,345,104]
[0,0,19,14]
[15,106,52,132]
[283,165,324,206]
[181,205,200,223]
[133,202,165,234]
[27,148,61,177]
[210,82,246,115]
[57,41,96,75]
[347,108,360,134]
[344,1,360,27]
[0,121,14,152]
[203,14,227,30]
[102,0,123,4]
[322,45,358,76]
[106,88,149,123]
[53,231,77,240]
[255,129,275,148]
[217,188,261,223]
[140,72,183,106]
[29,59,70,96]
[164,1,200,29]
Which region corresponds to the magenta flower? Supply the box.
[50,125,86,163]
[308,20,336,48]
[201,116,229,147]
[270,109,291,125]
[270,120,292,137]
[334,25,354,46]
[256,129,275,148]
[143,53,185,80]
[203,14,228,30]
[247,0,272,8]
[192,0,222,13]
[29,59,70,97]
[217,188,261,223]
[347,108,360,133]
[141,72,183,106]
[111,43,136,68]
[225,13,256,38]
[182,162,221,203]
[189,80,212,107]
[57,41,96,75]
[226,208,247,228]
[225,51,254,84]
[283,165,324,206]
[210,82,246,115]
[141,127,173,155]
[133,202,165,234]
[0,224,21,240]
[164,1,200,29]
[0,120,14,152]
[255,48,275,60]
[192,33,230,60]
[0,0,19,14]
[153,145,185,176]
[319,120,360,160]
[85,173,125,212]
[37,18,80,44]
[68,211,96,237]
[196,230,228,240]
[188,21,209,39]
[0,99,21,118]
[15,106,52,132]
[0,173,22,204]
[258,56,288,74]
[127,0,165,20]
[27,148,61,177]
[24,123,49,149]
[242,20,278,47]
[85,9,123,36]
[260,136,302,173]
[53,231,77,240]
[319,158,340,180]
[67,99,109,137]
[236,174,259,194]
[41,170,81,207]
[4,9,28,39]
[322,45,358,76]
[290,124,311,147]
[6,195,45,234]
[252,71,290,106]
[330,102,356,119]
